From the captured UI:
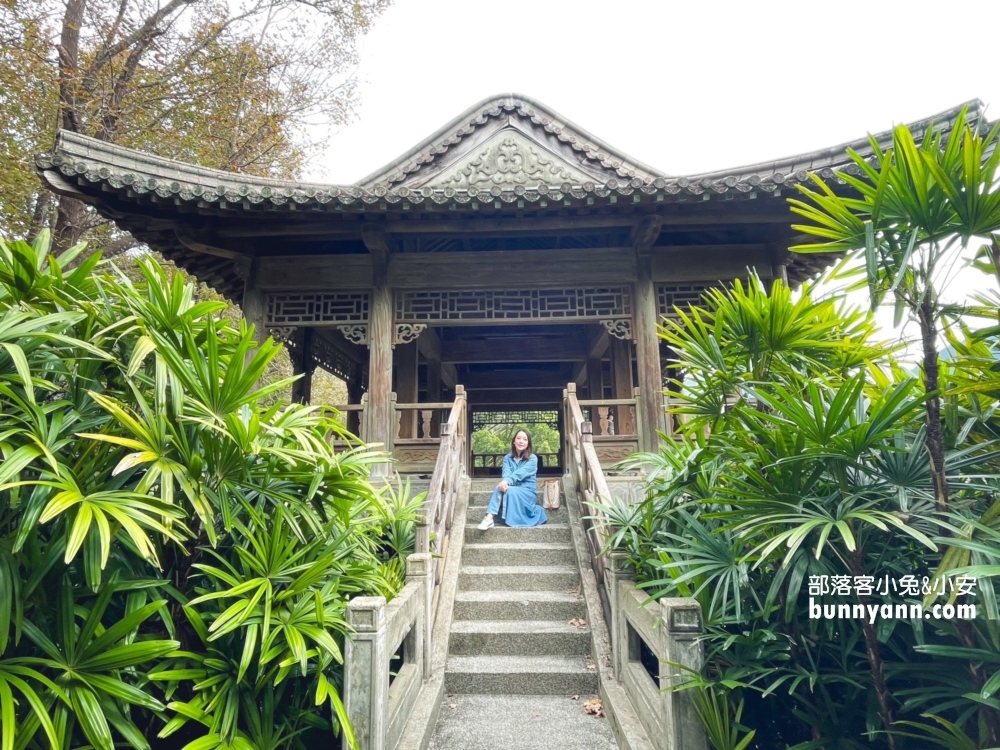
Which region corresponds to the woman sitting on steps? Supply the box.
[478,429,547,530]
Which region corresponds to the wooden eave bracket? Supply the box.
[629,215,663,253]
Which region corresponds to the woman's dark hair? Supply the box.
[510,429,533,459]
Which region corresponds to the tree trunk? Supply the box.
[918,295,949,510]
[26,192,52,246]
[52,196,89,253]
[850,550,899,750]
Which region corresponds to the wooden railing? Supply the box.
[415,385,468,619]
[331,395,456,473]
[578,386,644,466]
[579,391,639,438]
[563,382,616,624]
[393,399,454,473]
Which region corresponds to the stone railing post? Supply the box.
[659,598,706,750]
[406,552,434,681]
[606,552,633,680]
[415,505,430,555]
[344,597,388,750]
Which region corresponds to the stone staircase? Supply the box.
[446,482,597,695]
[428,480,617,749]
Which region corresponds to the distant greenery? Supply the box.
[0,233,415,750]
[472,423,560,456]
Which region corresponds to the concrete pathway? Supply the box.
[428,694,617,750]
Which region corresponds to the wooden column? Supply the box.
[586,358,603,400]
[364,232,393,474]
[610,338,636,435]
[427,356,442,438]
[290,328,315,404]
[632,216,664,453]
[240,258,267,349]
[348,362,364,437]
[395,341,418,438]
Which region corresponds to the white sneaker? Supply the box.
[478,515,494,530]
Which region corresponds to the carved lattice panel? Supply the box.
[396,287,631,324]
[471,410,560,430]
[657,284,711,320]
[266,292,369,325]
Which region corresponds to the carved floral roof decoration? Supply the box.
[427,132,593,190]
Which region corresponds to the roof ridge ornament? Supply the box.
[428,131,591,190]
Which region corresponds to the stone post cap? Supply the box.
[406,552,433,578]
[608,551,634,577]
[346,596,387,631]
[660,598,702,635]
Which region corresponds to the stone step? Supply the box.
[449,619,591,656]
[453,590,587,621]
[462,542,575,567]
[427,694,618,750]
[445,655,599,695]
[464,523,571,544]
[467,505,567,519]
[460,565,579,592]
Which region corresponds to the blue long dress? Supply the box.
[485,453,547,527]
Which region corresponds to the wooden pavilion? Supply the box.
[36,95,981,476]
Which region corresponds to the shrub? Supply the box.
[0,233,408,750]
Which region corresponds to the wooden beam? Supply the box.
[213,201,795,239]
[572,327,610,383]
[650,246,773,283]
[441,336,586,364]
[312,326,366,365]
[255,245,778,291]
[389,248,636,289]
[174,229,239,259]
[460,369,574,390]
[415,325,441,361]
[466,388,565,405]
[258,255,373,290]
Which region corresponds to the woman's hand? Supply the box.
[497,480,509,493]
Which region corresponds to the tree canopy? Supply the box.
[1,0,390,251]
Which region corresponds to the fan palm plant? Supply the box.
[0,232,404,750]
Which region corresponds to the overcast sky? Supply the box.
[305,0,1000,349]
[309,0,1000,185]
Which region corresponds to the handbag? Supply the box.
[543,480,561,510]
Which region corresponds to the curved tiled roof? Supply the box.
[36,96,987,215]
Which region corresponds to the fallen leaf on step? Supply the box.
[571,695,580,701]
[532,712,541,719]
[568,618,587,628]
[582,698,605,718]
[448,703,457,710]
[565,584,583,599]
[586,663,596,671]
